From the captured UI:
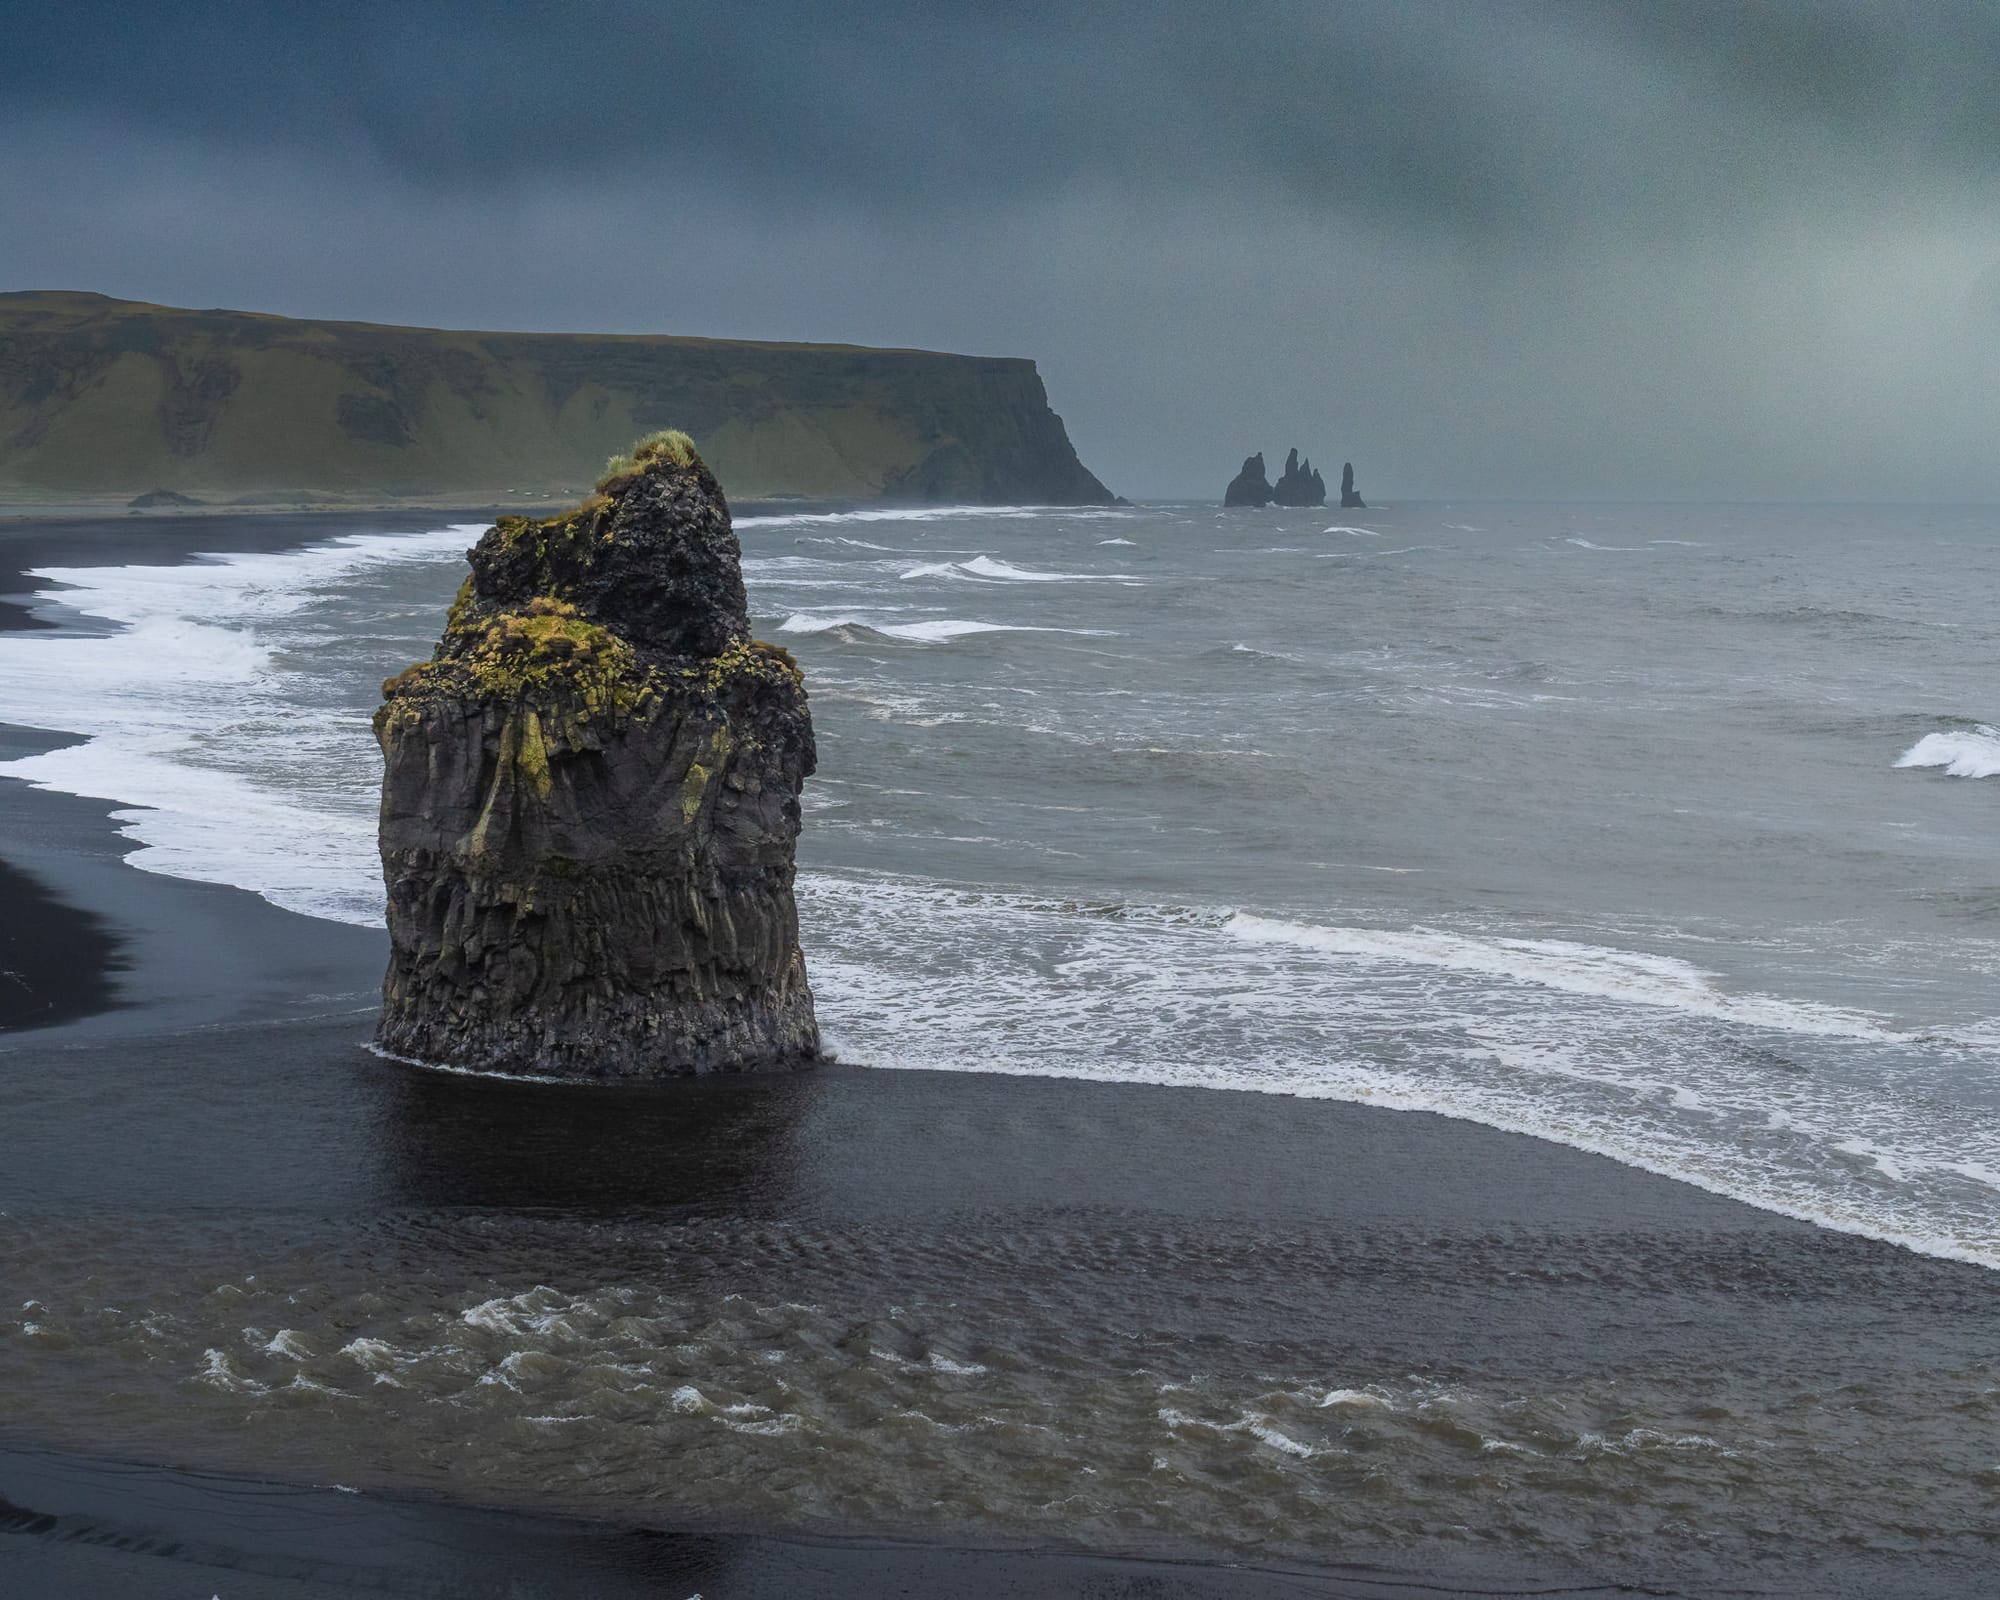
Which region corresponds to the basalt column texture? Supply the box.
[374,433,819,1078]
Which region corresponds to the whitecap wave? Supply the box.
[899,555,1128,583]
[788,536,908,551]
[778,612,1107,643]
[1896,725,2000,778]
[737,505,1132,529]
[1223,913,1895,1039]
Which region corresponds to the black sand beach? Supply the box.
[0,774,1993,1596]
[2,514,1996,1598]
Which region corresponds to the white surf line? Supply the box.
[0,526,475,925]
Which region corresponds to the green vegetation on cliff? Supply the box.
[0,291,1113,507]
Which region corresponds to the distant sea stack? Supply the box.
[1340,462,1365,509]
[1224,447,1359,508]
[1271,448,1327,507]
[1223,452,1275,506]
[0,291,1114,508]
[374,431,819,1080]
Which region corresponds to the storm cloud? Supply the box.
[6,1,1999,498]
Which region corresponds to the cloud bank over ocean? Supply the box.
[7,1,2000,499]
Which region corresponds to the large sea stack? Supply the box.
[1223,452,1275,506]
[1271,448,1327,507]
[374,431,819,1079]
[1340,462,1366,509]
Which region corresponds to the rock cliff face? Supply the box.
[0,291,1115,507]
[1223,452,1275,506]
[1271,448,1327,507]
[1340,462,1366,509]
[374,431,819,1079]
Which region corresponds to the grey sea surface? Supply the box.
[1,501,1998,1592]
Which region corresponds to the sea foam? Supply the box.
[0,526,477,923]
[1896,725,2000,778]
[777,612,1107,643]
[899,555,1126,583]
[1223,913,1895,1039]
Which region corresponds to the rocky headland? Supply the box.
[374,431,819,1079]
[0,291,1114,509]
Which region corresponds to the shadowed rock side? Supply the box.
[1341,461,1366,509]
[1222,452,1274,506]
[374,432,819,1079]
[1271,447,1326,507]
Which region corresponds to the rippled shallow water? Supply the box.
[2,500,1999,1584]
[0,1035,1993,1585]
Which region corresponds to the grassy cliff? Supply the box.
[0,292,1113,508]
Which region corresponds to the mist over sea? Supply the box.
[2,499,1999,1587]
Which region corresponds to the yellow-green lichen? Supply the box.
[444,574,478,633]
[680,761,712,824]
[514,706,552,798]
[382,596,646,721]
[681,637,806,696]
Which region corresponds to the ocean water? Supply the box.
[4,502,1999,1264]
[3,500,2000,1584]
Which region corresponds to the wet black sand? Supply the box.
[0,850,122,1030]
[1,519,1996,1597]
[0,726,381,1042]
[0,842,1994,1595]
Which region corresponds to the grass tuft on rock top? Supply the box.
[599,428,702,487]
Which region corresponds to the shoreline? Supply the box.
[0,728,382,1043]
[0,513,1994,1597]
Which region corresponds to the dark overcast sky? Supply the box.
[6,0,2000,500]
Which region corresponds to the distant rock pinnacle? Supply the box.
[1272,448,1327,507]
[1223,452,1275,506]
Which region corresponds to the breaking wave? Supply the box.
[899,556,1127,583]
[0,525,478,924]
[1897,725,2000,779]
[777,613,1109,643]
